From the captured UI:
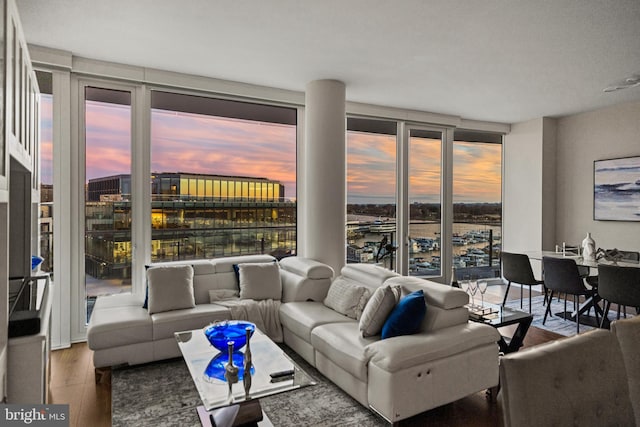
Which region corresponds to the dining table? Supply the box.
[524,251,640,327]
[524,250,640,269]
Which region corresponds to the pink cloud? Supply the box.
[40,95,54,184]
[85,101,131,180]
[151,110,297,197]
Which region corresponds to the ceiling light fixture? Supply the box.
[603,74,640,93]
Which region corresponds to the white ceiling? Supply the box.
[17,0,640,124]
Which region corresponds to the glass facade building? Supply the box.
[85,173,295,279]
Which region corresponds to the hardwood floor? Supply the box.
[49,342,111,427]
[48,283,563,427]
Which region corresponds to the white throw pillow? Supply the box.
[323,277,368,320]
[359,285,398,337]
[147,265,195,314]
[238,262,282,300]
[208,289,240,302]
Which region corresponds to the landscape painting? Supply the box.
[594,156,640,221]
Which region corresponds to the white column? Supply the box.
[301,80,346,274]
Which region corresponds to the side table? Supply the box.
[468,302,533,354]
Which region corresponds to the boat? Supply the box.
[452,236,467,245]
[369,218,396,233]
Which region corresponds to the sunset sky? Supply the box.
[40,97,502,204]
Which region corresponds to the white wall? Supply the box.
[555,100,640,251]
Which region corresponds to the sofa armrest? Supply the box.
[364,322,500,373]
[279,257,334,303]
[385,276,468,309]
[279,257,334,280]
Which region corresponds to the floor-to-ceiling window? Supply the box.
[408,129,444,277]
[36,71,53,276]
[84,86,132,321]
[345,120,503,282]
[149,91,297,263]
[346,118,397,268]
[452,131,503,278]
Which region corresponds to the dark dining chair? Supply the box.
[587,250,639,317]
[500,252,545,313]
[542,256,599,333]
[597,264,640,328]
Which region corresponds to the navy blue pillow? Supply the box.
[142,265,151,309]
[381,290,426,339]
[233,264,240,285]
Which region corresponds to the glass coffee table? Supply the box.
[467,302,533,354]
[175,326,315,425]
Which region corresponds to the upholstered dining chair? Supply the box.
[597,264,640,328]
[542,256,599,333]
[500,252,545,313]
[587,250,639,317]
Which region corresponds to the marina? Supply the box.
[347,216,501,276]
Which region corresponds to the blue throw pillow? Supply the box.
[381,290,426,339]
[143,264,152,309]
[142,284,149,309]
[233,264,240,284]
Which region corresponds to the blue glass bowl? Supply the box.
[203,321,256,352]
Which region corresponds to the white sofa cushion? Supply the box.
[147,264,196,314]
[279,301,353,342]
[323,277,369,319]
[238,262,282,300]
[311,322,378,381]
[209,289,239,302]
[87,294,152,350]
[365,322,501,372]
[359,285,398,337]
[151,303,231,340]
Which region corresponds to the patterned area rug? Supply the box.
[112,346,385,427]
[504,294,635,336]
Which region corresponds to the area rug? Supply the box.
[112,346,385,427]
[504,294,634,336]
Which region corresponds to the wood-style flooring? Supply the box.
[48,283,563,427]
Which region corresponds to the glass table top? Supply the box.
[175,326,315,411]
[467,301,533,328]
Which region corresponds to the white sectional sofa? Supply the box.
[87,255,501,424]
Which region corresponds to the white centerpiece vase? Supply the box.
[582,233,596,261]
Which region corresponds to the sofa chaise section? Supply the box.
[279,263,501,424]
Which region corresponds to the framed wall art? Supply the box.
[593,155,640,221]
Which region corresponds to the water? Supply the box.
[350,222,502,269]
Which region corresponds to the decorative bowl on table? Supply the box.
[203,320,256,352]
